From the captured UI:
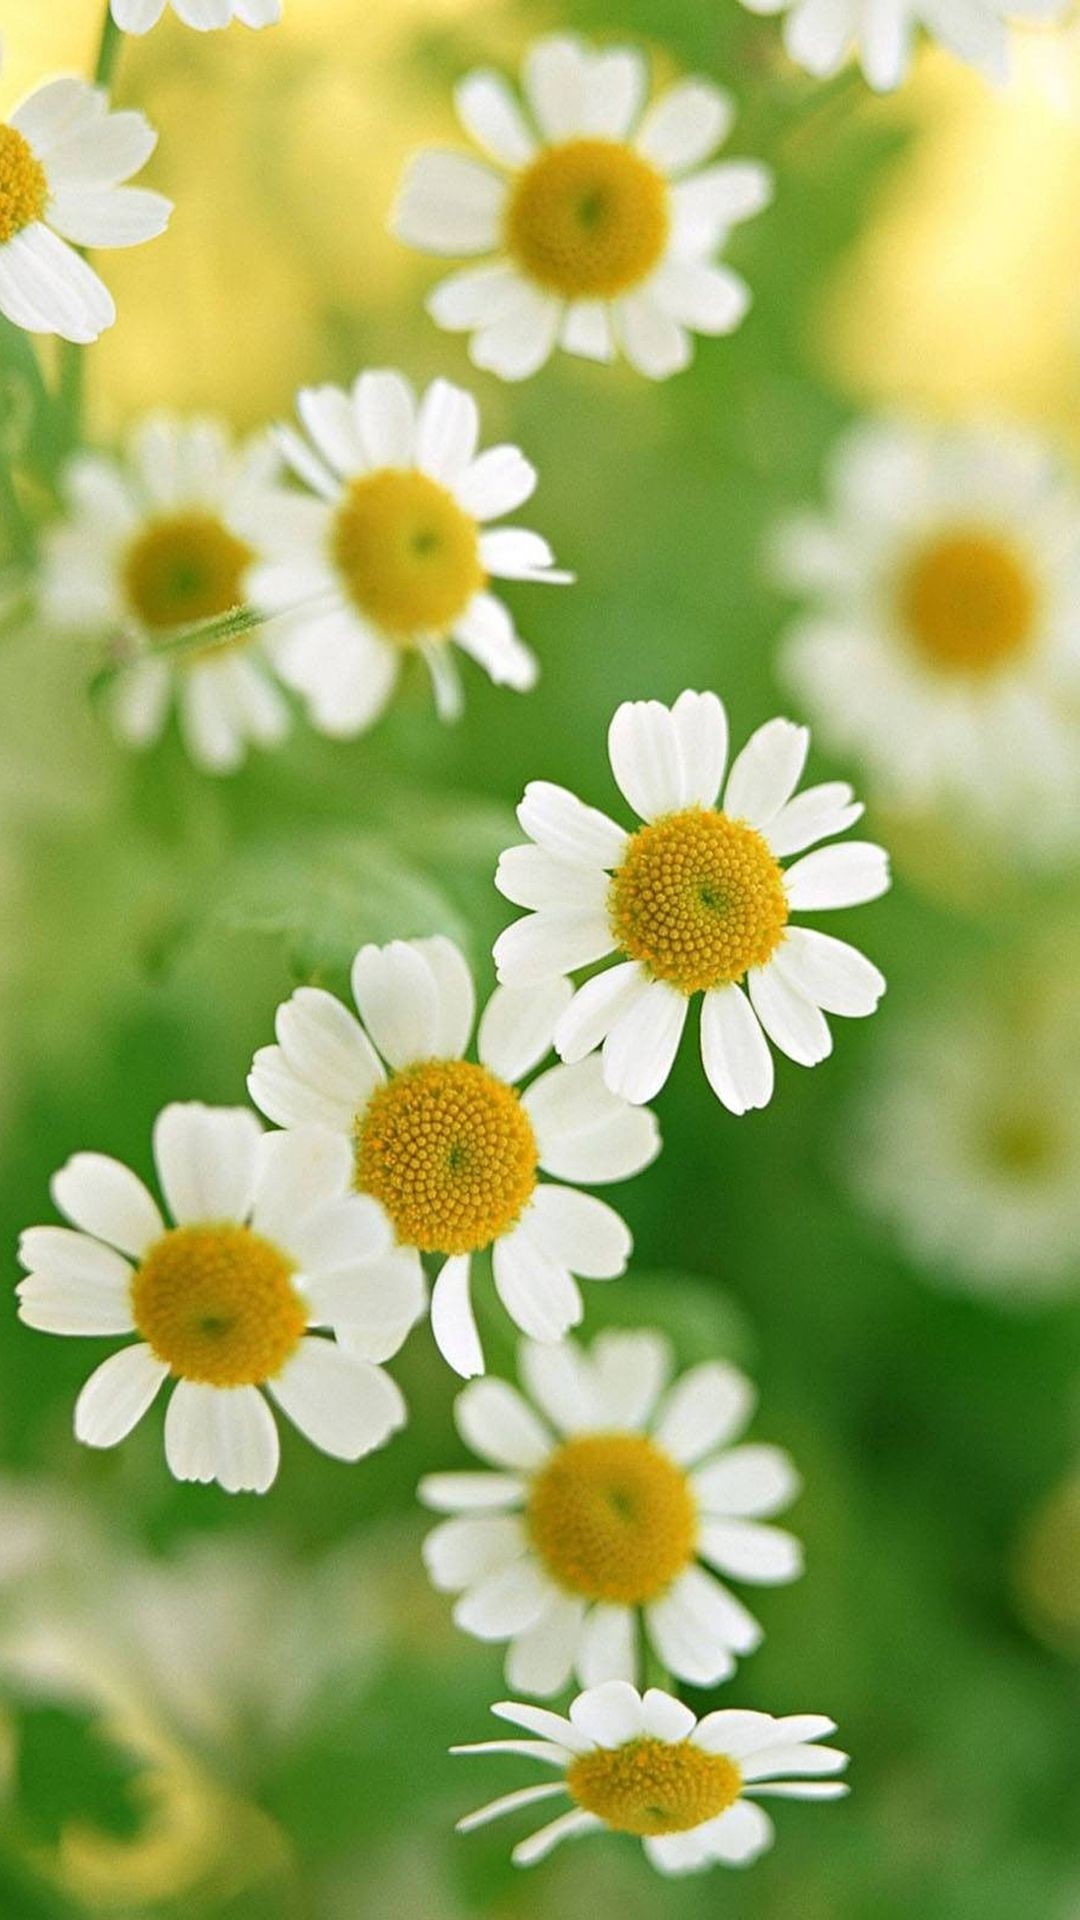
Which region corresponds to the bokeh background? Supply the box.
[2,2,1079,1915]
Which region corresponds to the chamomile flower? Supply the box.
[420,1331,803,1695]
[454,1680,848,1874]
[775,420,1080,856]
[0,69,170,344]
[44,413,289,775]
[244,372,571,733]
[392,34,773,381]
[741,0,1065,90]
[16,1104,421,1494]
[494,691,889,1115]
[111,0,281,29]
[248,937,659,1379]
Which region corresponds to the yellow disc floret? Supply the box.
[506,138,669,300]
[609,805,789,995]
[131,1224,308,1387]
[331,469,484,639]
[0,124,48,246]
[123,512,254,633]
[568,1738,742,1836]
[354,1059,538,1255]
[897,530,1038,676]
[527,1432,697,1605]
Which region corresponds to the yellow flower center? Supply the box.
[506,138,670,300]
[0,123,48,247]
[527,1432,698,1605]
[354,1059,538,1255]
[897,530,1038,676]
[568,1738,742,1836]
[609,806,790,995]
[122,512,254,634]
[330,469,484,639]
[131,1224,308,1387]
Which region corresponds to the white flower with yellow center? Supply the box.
[775,420,1080,855]
[247,936,659,1378]
[16,1104,421,1493]
[44,413,290,775]
[243,372,571,733]
[494,690,889,1115]
[455,1680,848,1874]
[111,0,281,29]
[420,1331,803,1695]
[392,34,773,381]
[0,69,170,344]
[740,0,1064,90]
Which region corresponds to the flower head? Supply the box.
[741,0,1065,90]
[111,0,282,30]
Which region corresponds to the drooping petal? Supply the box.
[699,985,775,1115]
[576,1605,636,1687]
[747,964,833,1067]
[601,981,688,1105]
[431,1254,484,1379]
[73,1345,168,1447]
[267,1338,406,1461]
[163,1381,280,1494]
[772,928,885,1016]
[492,1231,585,1343]
[507,1592,587,1696]
[520,1186,631,1279]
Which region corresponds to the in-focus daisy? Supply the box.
[248,936,659,1378]
[0,69,170,344]
[775,420,1080,857]
[17,1104,421,1493]
[243,372,571,733]
[455,1680,848,1874]
[740,0,1065,90]
[44,413,289,775]
[111,0,281,29]
[494,690,889,1114]
[421,1330,802,1694]
[392,34,773,381]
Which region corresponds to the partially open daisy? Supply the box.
[494,690,889,1114]
[17,1104,421,1493]
[247,936,659,1378]
[392,34,773,381]
[421,1330,802,1695]
[739,0,1065,90]
[455,1680,848,1874]
[0,69,170,344]
[111,0,281,29]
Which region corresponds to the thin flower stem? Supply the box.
[57,6,125,452]
[94,10,125,89]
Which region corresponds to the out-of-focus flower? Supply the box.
[454,1680,848,1873]
[420,1330,802,1695]
[392,33,772,381]
[0,68,170,343]
[244,372,571,733]
[17,1103,418,1492]
[494,690,889,1114]
[740,0,1065,90]
[111,0,281,31]
[248,936,659,1378]
[1013,1466,1080,1657]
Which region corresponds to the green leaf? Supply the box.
[3,1692,151,1852]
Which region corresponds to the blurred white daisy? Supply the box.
[392,34,772,381]
[112,0,281,29]
[44,413,290,775]
[494,690,889,1115]
[0,69,170,344]
[248,936,659,1379]
[420,1330,802,1695]
[740,0,1065,89]
[455,1679,848,1873]
[775,420,1080,857]
[17,1104,420,1493]
[243,372,571,734]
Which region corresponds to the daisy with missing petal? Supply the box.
[421,1330,802,1695]
[112,0,281,30]
[455,1679,848,1874]
[392,34,772,381]
[248,936,659,1379]
[494,690,889,1115]
[44,413,288,775]
[17,1105,421,1494]
[243,372,571,734]
[739,0,1064,92]
[0,68,170,344]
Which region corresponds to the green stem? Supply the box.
[57,8,125,451]
[94,10,125,88]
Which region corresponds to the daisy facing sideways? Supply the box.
[243,371,571,736]
[494,690,889,1115]
[111,0,281,29]
[455,1680,848,1874]
[739,0,1064,92]
[17,1104,422,1493]
[421,1330,802,1695]
[392,33,772,381]
[0,70,170,343]
[248,936,659,1379]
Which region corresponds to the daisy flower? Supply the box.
[741,0,1065,90]
[243,372,571,734]
[494,690,890,1115]
[16,1104,422,1493]
[247,936,659,1379]
[454,1679,848,1874]
[775,420,1080,856]
[111,0,281,29]
[44,413,290,775]
[392,34,773,381]
[420,1330,803,1695]
[0,69,170,344]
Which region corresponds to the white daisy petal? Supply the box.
[74,1345,168,1447]
[697,1797,774,1865]
[559,299,616,362]
[576,1605,636,1686]
[698,1518,804,1584]
[723,718,809,828]
[454,1557,552,1638]
[507,1592,587,1695]
[423,1513,527,1591]
[648,1565,759,1677]
[152,1103,263,1227]
[0,225,115,344]
[602,981,689,1105]
[248,1046,358,1134]
[692,1709,782,1757]
[496,847,608,914]
[526,1057,660,1184]
[693,1444,801,1518]
[164,1382,280,1495]
[477,978,572,1082]
[493,1232,584,1343]
[456,1782,567,1834]
[428,262,532,332]
[748,964,833,1067]
[518,1336,600,1433]
[671,689,729,806]
[18,1226,132,1293]
[16,1271,135,1337]
[268,1338,405,1461]
[296,385,367,478]
[415,379,480,483]
[44,108,157,187]
[419,1471,525,1512]
[10,80,104,155]
[512,1809,601,1866]
[454,445,537,520]
[454,70,537,168]
[515,782,626,869]
[412,936,476,1059]
[51,1152,163,1258]
[740,1742,848,1781]
[451,1739,572,1765]
[490,1701,590,1750]
[700,985,775,1115]
[350,939,440,1069]
[654,1361,755,1464]
[642,1687,698,1741]
[744,1780,849,1799]
[316,1248,426,1363]
[274,986,386,1109]
[353,370,418,469]
[470,288,563,383]
[454,594,539,692]
[46,186,171,249]
[431,1255,484,1379]
[522,35,590,140]
[651,258,751,335]
[569,1678,644,1747]
[583,48,648,138]
[590,1328,673,1429]
[616,292,692,381]
[553,962,651,1066]
[763,782,863,858]
[456,1377,554,1469]
[393,150,506,255]
[670,162,774,255]
[636,79,733,176]
[494,910,617,987]
[521,1186,631,1280]
[783,842,891,911]
[608,698,686,820]
[479,527,568,582]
